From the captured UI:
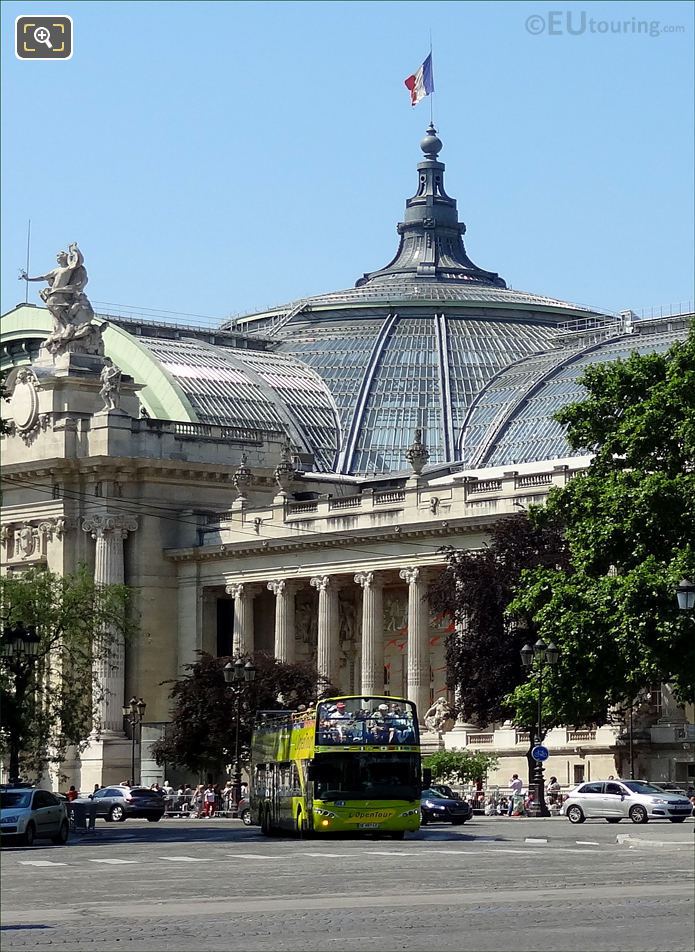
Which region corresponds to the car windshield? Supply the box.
[622,781,671,795]
[422,789,448,800]
[130,788,158,797]
[312,752,420,801]
[1,792,32,809]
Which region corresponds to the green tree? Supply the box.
[152,652,334,781]
[0,566,135,781]
[510,325,695,719]
[423,749,498,786]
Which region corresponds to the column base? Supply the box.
[79,735,133,792]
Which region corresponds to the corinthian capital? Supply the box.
[399,566,425,586]
[225,582,246,599]
[354,571,383,590]
[310,575,332,593]
[82,513,138,540]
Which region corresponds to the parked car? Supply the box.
[562,779,693,824]
[76,785,166,823]
[237,797,252,825]
[420,788,472,825]
[1,786,70,846]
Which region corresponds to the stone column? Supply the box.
[225,582,256,656]
[267,580,296,663]
[82,513,138,733]
[400,566,430,720]
[310,575,340,687]
[354,572,384,695]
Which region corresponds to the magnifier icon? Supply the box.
[34,26,53,49]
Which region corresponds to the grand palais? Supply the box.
[1,126,693,791]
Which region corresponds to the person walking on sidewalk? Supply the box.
[508,774,523,816]
[203,783,217,817]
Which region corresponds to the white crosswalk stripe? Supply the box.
[158,855,206,862]
[89,858,137,864]
[19,860,67,867]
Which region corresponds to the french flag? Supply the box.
[404,53,434,107]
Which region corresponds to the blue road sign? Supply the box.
[531,744,549,762]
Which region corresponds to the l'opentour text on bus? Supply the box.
[250,695,425,837]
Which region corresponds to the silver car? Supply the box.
[562,779,693,824]
[0,787,70,846]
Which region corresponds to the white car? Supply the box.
[1,786,70,846]
[562,779,693,824]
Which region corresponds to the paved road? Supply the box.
[2,817,693,951]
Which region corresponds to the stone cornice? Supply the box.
[164,513,497,563]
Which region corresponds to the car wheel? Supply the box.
[606,818,621,824]
[240,808,252,826]
[51,820,69,845]
[109,805,126,822]
[566,805,585,824]
[670,817,687,823]
[261,807,272,836]
[420,811,428,825]
[147,816,162,822]
[629,805,649,824]
[23,823,36,847]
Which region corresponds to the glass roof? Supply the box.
[136,335,340,471]
[462,327,685,468]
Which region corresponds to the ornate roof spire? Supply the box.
[356,126,506,288]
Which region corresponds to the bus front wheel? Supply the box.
[261,807,273,837]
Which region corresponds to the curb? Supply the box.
[616,833,694,849]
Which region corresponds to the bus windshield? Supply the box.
[312,752,420,801]
[316,698,418,746]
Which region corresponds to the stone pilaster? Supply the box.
[225,582,257,656]
[399,566,430,721]
[267,579,296,663]
[82,513,137,733]
[354,572,384,695]
[310,575,340,688]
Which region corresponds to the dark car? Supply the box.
[420,788,472,825]
[78,785,166,823]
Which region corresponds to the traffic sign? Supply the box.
[531,744,549,761]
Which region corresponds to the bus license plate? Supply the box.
[358,823,380,829]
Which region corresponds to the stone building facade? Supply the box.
[1,128,693,791]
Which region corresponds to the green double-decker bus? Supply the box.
[250,695,424,838]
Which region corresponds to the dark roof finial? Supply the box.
[420,124,442,159]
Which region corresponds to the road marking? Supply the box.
[524,837,548,844]
[230,853,274,859]
[158,855,207,862]
[88,858,137,864]
[553,847,605,853]
[483,848,539,854]
[303,852,354,858]
[19,860,67,867]
[576,841,601,846]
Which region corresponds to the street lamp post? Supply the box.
[520,636,559,818]
[122,697,147,785]
[223,658,256,806]
[0,623,41,783]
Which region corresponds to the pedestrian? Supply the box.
[66,785,79,802]
[508,774,523,815]
[191,784,204,817]
[93,783,101,793]
[203,783,217,817]
[547,776,561,804]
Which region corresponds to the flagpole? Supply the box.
[25,219,31,304]
[429,30,434,126]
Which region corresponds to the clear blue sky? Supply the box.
[2,0,693,321]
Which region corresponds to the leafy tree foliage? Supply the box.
[0,566,134,780]
[423,749,498,786]
[429,513,568,730]
[512,325,695,711]
[152,652,334,781]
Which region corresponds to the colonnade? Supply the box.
[225,567,433,720]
